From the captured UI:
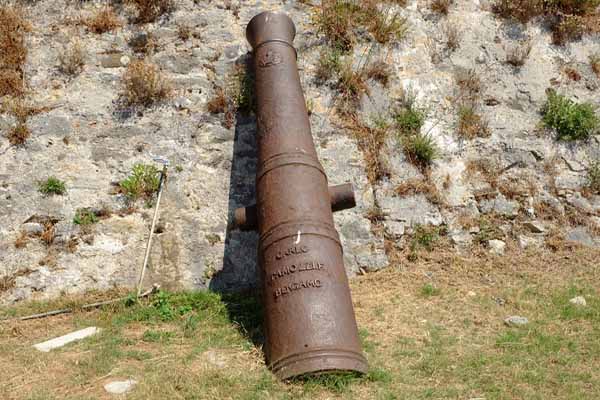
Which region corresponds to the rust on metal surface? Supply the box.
[238,11,368,380]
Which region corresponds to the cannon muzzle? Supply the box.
[240,11,368,380]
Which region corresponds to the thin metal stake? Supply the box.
[136,162,168,296]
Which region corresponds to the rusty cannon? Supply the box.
[232,11,368,380]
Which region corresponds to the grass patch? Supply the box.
[84,6,121,34]
[421,283,441,297]
[2,247,600,399]
[457,104,490,139]
[38,177,66,196]
[121,59,171,107]
[430,0,453,15]
[505,39,532,67]
[401,133,439,169]
[369,10,408,44]
[0,5,29,97]
[119,163,160,203]
[492,0,600,45]
[58,39,86,76]
[73,208,99,226]
[315,46,343,82]
[591,54,600,77]
[314,1,408,50]
[125,0,174,23]
[541,89,598,141]
[395,177,443,205]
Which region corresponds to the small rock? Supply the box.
[475,52,486,64]
[488,239,506,255]
[566,227,596,248]
[569,296,586,306]
[34,327,100,352]
[518,235,542,250]
[467,291,476,297]
[504,316,528,327]
[450,230,472,246]
[22,222,44,235]
[100,53,126,68]
[119,55,131,67]
[104,379,137,395]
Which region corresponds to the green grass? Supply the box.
[401,133,439,169]
[2,256,600,399]
[541,89,598,141]
[119,163,160,202]
[420,283,441,297]
[38,176,66,196]
[72,208,98,225]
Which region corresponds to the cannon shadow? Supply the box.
[209,56,264,348]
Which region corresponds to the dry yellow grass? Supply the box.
[0,5,29,97]
[121,60,171,107]
[84,7,122,34]
[1,245,599,399]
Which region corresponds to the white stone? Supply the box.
[34,327,100,352]
[104,379,137,395]
[569,296,587,306]
[523,221,545,233]
[488,239,506,255]
[119,55,131,66]
[504,316,529,326]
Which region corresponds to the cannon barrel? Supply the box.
[239,11,368,380]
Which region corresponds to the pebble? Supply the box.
[504,316,529,327]
[104,379,137,395]
[488,239,506,255]
[569,296,587,306]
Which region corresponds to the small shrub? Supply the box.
[394,93,427,135]
[7,122,30,145]
[492,0,544,23]
[0,5,29,97]
[505,40,532,67]
[84,7,121,34]
[411,225,442,252]
[231,63,254,114]
[315,47,342,82]
[369,11,408,44]
[314,1,362,50]
[59,39,86,75]
[39,177,66,196]
[591,54,600,77]
[431,0,453,15]
[396,178,442,205]
[73,209,99,225]
[421,283,441,297]
[455,68,481,102]
[206,86,227,114]
[364,60,392,86]
[563,66,582,81]
[457,105,490,139]
[14,231,28,249]
[541,89,598,141]
[444,23,460,51]
[551,15,584,45]
[125,0,174,23]
[122,60,171,107]
[337,60,367,102]
[2,97,32,145]
[177,24,192,41]
[402,133,439,169]
[120,163,160,201]
[586,160,600,194]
